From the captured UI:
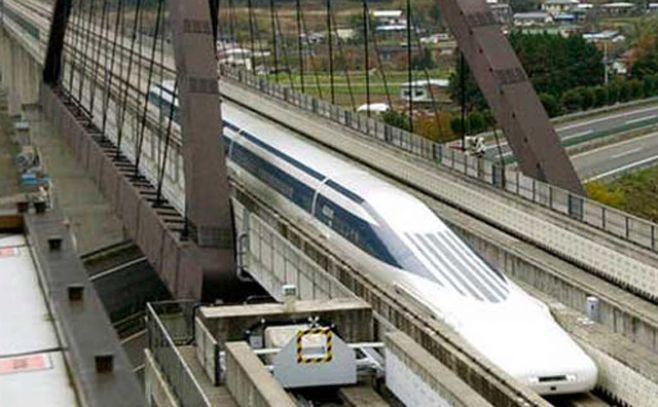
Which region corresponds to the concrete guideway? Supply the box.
[9,0,658,321]
[219,79,658,302]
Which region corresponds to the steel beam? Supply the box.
[437,0,584,194]
[43,0,71,85]
[168,0,238,299]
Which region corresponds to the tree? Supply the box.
[539,93,562,117]
[450,32,604,110]
[450,116,465,136]
[509,0,541,12]
[382,110,411,131]
[629,79,644,99]
[561,89,583,112]
[448,59,488,111]
[607,82,621,105]
[644,75,658,96]
[619,80,633,102]
[412,48,435,70]
[593,86,608,107]
[429,3,442,27]
[579,87,596,110]
[467,111,486,134]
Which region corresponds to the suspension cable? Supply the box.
[78,0,96,105]
[67,0,83,95]
[274,7,295,91]
[250,0,270,76]
[299,6,323,99]
[330,9,355,110]
[101,0,123,139]
[326,0,334,104]
[368,0,392,109]
[411,13,443,140]
[89,0,109,120]
[363,0,370,117]
[247,0,256,71]
[134,0,164,178]
[115,0,143,159]
[406,0,414,133]
[295,0,304,92]
[269,0,278,82]
[156,81,178,205]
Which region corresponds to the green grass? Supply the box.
[586,165,658,223]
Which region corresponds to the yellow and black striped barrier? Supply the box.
[295,327,333,364]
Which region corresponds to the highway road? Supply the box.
[572,131,658,182]
[483,103,658,163]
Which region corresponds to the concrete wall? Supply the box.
[224,341,295,407]
[144,349,179,407]
[200,298,374,349]
[0,25,41,116]
[385,332,492,407]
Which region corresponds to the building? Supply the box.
[600,2,636,15]
[336,28,357,41]
[371,10,404,26]
[487,0,513,25]
[513,11,554,26]
[582,30,625,44]
[542,0,580,16]
[420,33,451,44]
[399,79,450,103]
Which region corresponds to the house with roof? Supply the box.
[513,11,554,26]
[601,2,636,15]
[542,0,580,16]
[399,79,450,103]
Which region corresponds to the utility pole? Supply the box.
[363,0,370,117]
[603,41,609,85]
[406,0,413,133]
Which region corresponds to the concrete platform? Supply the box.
[22,105,125,255]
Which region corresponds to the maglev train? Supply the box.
[148,81,597,395]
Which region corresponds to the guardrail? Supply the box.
[146,301,211,407]
[221,65,658,253]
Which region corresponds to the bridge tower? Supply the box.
[42,0,238,300]
[436,0,584,194]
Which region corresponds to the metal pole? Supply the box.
[247,0,255,71]
[363,0,370,117]
[296,0,304,92]
[406,0,413,133]
[327,0,334,104]
[460,52,466,150]
[269,0,278,82]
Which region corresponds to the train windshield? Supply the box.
[364,203,508,302]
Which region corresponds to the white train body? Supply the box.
[149,82,597,395]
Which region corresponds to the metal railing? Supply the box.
[146,301,211,407]
[221,65,658,253]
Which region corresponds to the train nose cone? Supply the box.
[458,317,597,395]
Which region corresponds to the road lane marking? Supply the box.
[585,154,658,182]
[572,131,658,159]
[558,105,658,131]
[563,129,594,141]
[624,114,658,125]
[611,147,642,159]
